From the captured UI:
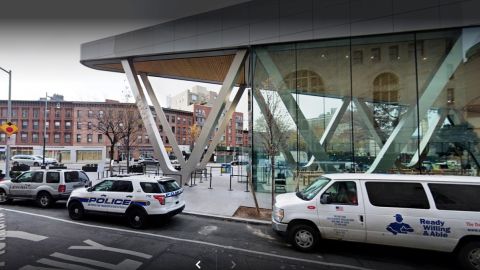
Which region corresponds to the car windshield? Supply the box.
[297,176,331,201]
[158,180,180,192]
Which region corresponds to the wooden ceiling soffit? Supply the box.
[97,54,245,85]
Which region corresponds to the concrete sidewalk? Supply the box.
[1,161,275,221]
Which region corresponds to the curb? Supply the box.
[181,211,271,226]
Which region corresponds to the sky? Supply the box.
[0,0,249,112]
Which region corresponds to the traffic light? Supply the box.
[0,122,19,137]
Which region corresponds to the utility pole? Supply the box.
[0,67,12,179]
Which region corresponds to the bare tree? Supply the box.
[254,81,291,208]
[91,105,142,175]
[118,109,143,172]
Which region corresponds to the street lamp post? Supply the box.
[43,92,48,166]
[0,66,12,179]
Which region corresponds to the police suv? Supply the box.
[67,175,185,229]
[273,173,480,270]
[0,169,90,208]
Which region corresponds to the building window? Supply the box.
[137,135,142,143]
[32,133,39,143]
[54,133,60,143]
[33,109,40,119]
[22,109,28,118]
[76,150,102,161]
[22,120,28,129]
[88,110,93,118]
[77,122,82,129]
[21,132,28,143]
[77,110,82,118]
[353,50,363,64]
[33,120,39,130]
[87,122,92,129]
[45,121,50,130]
[284,70,324,92]
[87,134,93,143]
[65,109,72,118]
[76,134,81,143]
[99,110,104,118]
[11,109,17,118]
[371,48,381,62]
[373,72,399,102]
[54,121,61,129]
[389,45,399,61]
[55,110,61,118]
[64,133,71,143]
[172,117,175,123]
[44,133,49,143]
[145,135,149,143]
[0,134,5,143]
[65,121,71,129]
[98,134,103,143]
[166,115,169,122]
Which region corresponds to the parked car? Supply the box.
[137,157,159,166]
[272,173,480,269]
[35,155,58,165]
[67,175,185,228]
[230,160,249,166]
[11,155,43,167]
[171,159,181,170]
[0,169,90,208]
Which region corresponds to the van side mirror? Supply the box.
[320,194,331,204]
[87,187,93,192]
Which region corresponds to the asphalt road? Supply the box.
[0,201,459,270]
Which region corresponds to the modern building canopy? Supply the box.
[81,0,480,192]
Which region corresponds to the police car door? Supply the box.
[88,180,115,212]
[318,180,366,242]
[108,180,134,214]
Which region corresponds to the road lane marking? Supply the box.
[6,231,48,242]
[69,240,152,259]
[1,208,372,270]
[51,252,142,270]
[27,258,96,270]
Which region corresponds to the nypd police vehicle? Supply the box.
[272,173,480,270]
[67,175,185,229]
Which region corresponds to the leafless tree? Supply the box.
[119,109,143,172]
[254,80,291,208]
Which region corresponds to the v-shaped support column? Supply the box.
[140,73,186,169]
[183,49,248,182]
[122,59,176,176]
[198,85,246,169]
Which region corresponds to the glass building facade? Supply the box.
[251,27,480,193]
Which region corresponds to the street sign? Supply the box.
[0,122,18,136]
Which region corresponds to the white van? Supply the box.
[272,173,480,270]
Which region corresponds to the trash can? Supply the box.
[221,163,232,174]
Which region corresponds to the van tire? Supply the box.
[68,201,85,220]
[458,241,480,270]
[0,188,12,204]
[36,192,53,208]
[288,223,319,252]
[126,207,148,229]
[33,162,39,166]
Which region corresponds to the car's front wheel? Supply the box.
[126,208,148,229]
[288,223,319,252]
[68,201,85,220]
[36,192,53,208]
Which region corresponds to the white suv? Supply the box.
[67,175,185,229]
[0,169,90,208]
[11,155,44,167]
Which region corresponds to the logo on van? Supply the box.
[386,214,414,235]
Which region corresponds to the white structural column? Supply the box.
[256,48,330,162]
[368,27,480,172]
[407,109,448,167]
[140,73,186,168]
[352,98,385,148]
[121,59,177,176]
[183,49,248,182]
[198,85,246,169]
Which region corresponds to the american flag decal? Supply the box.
[336,206,344,211]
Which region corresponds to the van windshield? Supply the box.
[297,177,330,201]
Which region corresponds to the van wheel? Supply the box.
[33,162,39,166]
[288,224,319,252]
[68,201,85,220]
[0,189,12,204]
[126,208,148,229]
[458,241,480,270]
[36,192,53,208]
